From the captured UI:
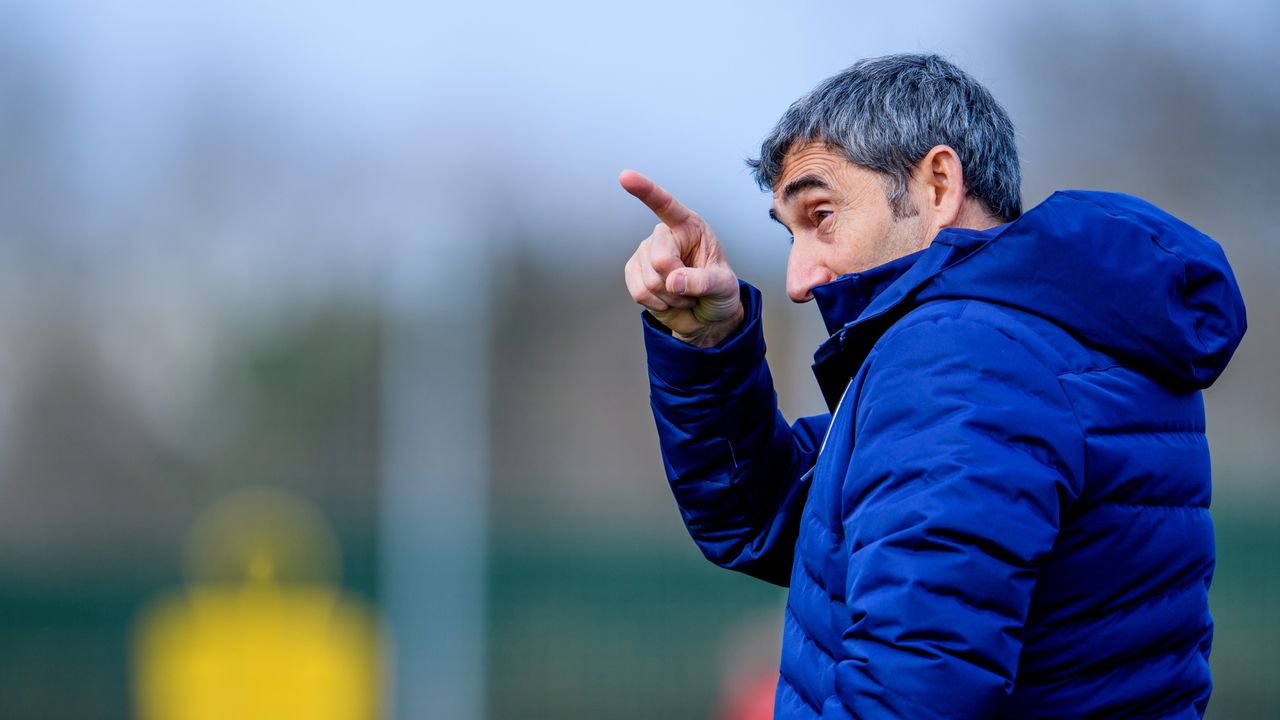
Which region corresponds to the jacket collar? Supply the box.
[811,248,929,336]
[809,223,1012,411]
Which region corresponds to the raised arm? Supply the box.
[622,170,829,586]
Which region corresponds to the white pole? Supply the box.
[380,203,489,720]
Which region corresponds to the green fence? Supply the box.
[0,511,1275,719]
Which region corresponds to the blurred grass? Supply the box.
[0,528,378,720]
[1204,505,1280,719]
[488,524,785,720]
[0,507,1274,719]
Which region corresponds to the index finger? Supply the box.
[619,169,696,227]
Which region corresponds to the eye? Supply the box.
[812,209,833,226]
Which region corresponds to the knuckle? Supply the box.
[641,293,669,312]
[625,269,646,295]
[625,262,644,287]
[640,258,661,279]
[652,252,679,272]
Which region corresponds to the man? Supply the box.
[621,54,1246,718]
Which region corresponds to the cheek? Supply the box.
[886,213,927,253]
[828,207,912,274]
[827,215,883,268]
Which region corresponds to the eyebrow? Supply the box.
[768,174,831,227]
[781,174,830,201]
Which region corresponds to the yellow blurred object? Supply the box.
[181,486,343,587]
[132,488,381,720]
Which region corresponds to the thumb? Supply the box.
[668,266,737,299]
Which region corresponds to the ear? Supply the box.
[913,144,966,230]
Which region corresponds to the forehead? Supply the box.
[772,142,876,201]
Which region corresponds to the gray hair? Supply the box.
[748,53,1022,222]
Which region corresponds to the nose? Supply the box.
[787,247,835,303]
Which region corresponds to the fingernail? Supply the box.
[673,273,687,294]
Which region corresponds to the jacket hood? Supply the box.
[811,190,1246,406]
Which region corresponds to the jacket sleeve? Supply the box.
[834,310,1084,718]
[644,281,830,587]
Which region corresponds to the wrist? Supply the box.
[674,301,746,348]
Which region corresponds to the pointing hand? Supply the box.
[621,170,744,347]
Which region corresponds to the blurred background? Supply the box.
[0,1,1275,718]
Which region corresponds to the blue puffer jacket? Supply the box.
[642,190,1246,718]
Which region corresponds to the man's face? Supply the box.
[770,142,927,303]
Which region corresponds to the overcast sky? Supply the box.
[4,0,1275,278]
